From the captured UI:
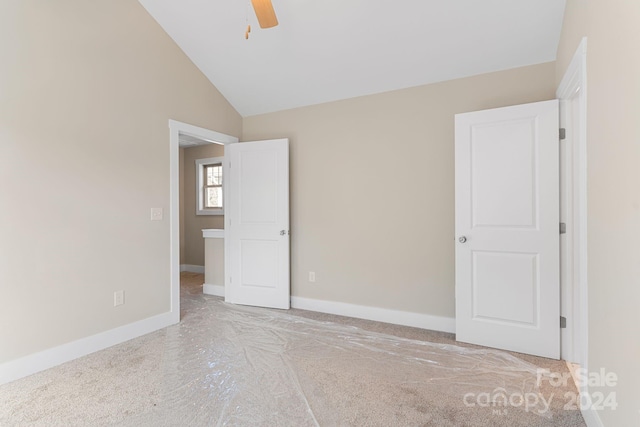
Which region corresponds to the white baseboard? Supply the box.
[203,283,225,297]
[0,312,176,386]
[180,264,204,274]
[290,296,456,334]
[580,394,605,427]
[565,361,605,427]
[196,286,453,333]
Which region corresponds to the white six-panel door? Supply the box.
[226,139,290,309]
[455,100,560,359]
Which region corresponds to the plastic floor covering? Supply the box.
[0,284,586,426]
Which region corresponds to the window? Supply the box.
[196,157,224,215]
[204,164,222,208]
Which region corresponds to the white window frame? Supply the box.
[196,156,224,215]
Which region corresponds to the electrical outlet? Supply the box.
[114,290,125,306]
[150,208,163,221]
[308,271,316,283]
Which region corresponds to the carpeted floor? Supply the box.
[0,272,586,426]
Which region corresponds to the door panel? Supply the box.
[239,149,278,224]
[471,119,537,228]
[240,240,278,288]
[473,251,538,325]
[227,139,290,309]
[455,100,559,359]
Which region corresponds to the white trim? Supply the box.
[565,362,604,427]
[202,229,225,239]
[557,38,587,99]
[557,38,591,424]
[0,312,174,385]
[169,120,239,146]
[559,98,574,360]
[197,286,455,333]
[196,156,224,216]
[290,296,456,334]
[180,264,205,274]
[169,123,181,324]
[581,397,605,427]
[169,120,238,327]
[203,283,225,297]
[556,37,588,369]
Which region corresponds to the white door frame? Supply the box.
[168,120,238,323]
[557,38,588,368]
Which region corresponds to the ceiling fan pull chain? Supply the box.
[245,0,250,39]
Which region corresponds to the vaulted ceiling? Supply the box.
[139,0,566,117]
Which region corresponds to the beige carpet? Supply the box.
[0,273,586,426]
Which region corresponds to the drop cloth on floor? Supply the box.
[119,292,552,426]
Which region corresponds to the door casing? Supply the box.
[168,120,238,323]
[557,38,588,367]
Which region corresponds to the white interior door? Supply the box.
[226,138,290,309]
[455,100,560,359]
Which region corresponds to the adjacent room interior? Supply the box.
[1,1,638,426]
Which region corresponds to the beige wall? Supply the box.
[180,144,225,266]
[557,1,640,425]
[8,5,636,422]
[0,1,241,363]
[243,62,556,318]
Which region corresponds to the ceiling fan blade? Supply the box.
[251,0,278,28]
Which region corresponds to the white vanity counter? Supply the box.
[202,229,224,297]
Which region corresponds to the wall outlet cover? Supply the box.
[114,290,125,306]
[151,208,163,221]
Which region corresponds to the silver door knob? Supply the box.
[280,230,286,235]
[458,236,467,243]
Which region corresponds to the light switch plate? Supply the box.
[151,208,163,221]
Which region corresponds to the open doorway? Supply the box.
[179,139,224,274]
[169,120,238,322]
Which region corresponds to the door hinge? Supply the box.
[228,161,231,169]
[560,223,567,234]
[559,128,566,140]
[560,316,567,329]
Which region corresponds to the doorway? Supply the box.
[453,37,588,364]
[169,120,238,323]
[180,141,223,273]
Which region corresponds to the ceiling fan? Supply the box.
[251,0,278,28]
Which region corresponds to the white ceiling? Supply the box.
[139,0,566,117]
[179,133,214,148]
